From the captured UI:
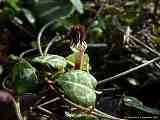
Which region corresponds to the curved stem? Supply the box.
[129,35,160,56]
[13,97,24,120]
[2,92,24,120]
[44,36,61,56]
[19,48,38,59]
[2,77,14,93]
[37,20,56,56]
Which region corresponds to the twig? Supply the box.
[97,88,118,92]
[37,106,52,115]
[37,20,56,56]
[36,97,61,115]
[38,97,61,107]
[129,35,160,56]
[13,97,24,120]
[98,30,160,85]
[98,56,160,84]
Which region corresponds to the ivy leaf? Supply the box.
[12,59,38,95]
[32,54,67,70]
[66,53,90,72]
[123,96,160,115]
[54,70,97,107]
[69,0,84,14]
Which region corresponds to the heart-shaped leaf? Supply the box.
[54,70,97,107]
[32,54,67,70]
[12,59,38,95]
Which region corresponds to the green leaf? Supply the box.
[66,53,90,72]
[123,96,160,115]
[32,54,67,70]
[70,0,84,14]
[12,59,38,95]
[6,0,20,11]
[54,70,97,107]
[119,14,137,25]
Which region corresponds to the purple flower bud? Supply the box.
[69,25,86,46]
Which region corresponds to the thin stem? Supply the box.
[37,20,56,56]
[98,28,160,84]
[38,97,61,107]
[19,48,38,59]
[97,88,118,92]
[44,36,60,56]
[98,33,160,84]
[129,35,160,56]
[12,97,24,120]
[2,76,13,92]
[98,56,160,85]
[37,106,52,115]
[15,98,24,120]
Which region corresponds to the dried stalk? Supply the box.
[98,31,160,85]
[98,56,160,84]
